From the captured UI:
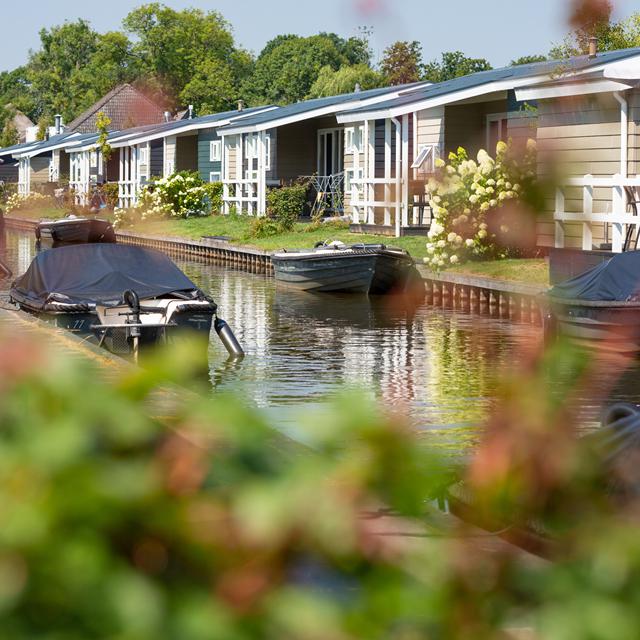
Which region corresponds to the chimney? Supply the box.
[354,82,362,93]
[188,105,194,120]
[237,99,245,112]
[54,114,62,135]
[163,111,171,123]
[589,36,598,58]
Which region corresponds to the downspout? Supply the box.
[614,91,628,178]
[391,117,402,237]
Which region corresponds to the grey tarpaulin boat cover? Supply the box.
[549,251,640,302]
[11,244,202,309]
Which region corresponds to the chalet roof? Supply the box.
[66,84,166,134]
[217,81,429,134]
[337,47,640,121]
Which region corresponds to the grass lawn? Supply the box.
[442,258,549,286]
[7,207,549,285]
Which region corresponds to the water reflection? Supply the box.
[5,228,638,450]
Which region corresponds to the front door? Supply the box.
[317,129,343,176]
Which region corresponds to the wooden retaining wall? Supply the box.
[417,267,546,326]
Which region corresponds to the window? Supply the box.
[209,171,221,183]
[264,134,271,171]
[345,168,364,194]
[210,140,222,162]
[486,113,509,153]
[411,144,438,174]
[244,134,258,159]
[89,151,98,167]
[345,126,364,154]
[138,146,149,164]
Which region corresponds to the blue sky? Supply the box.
[1,0,639,72]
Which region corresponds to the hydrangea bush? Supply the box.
[114,172,219,228]
[424,139,538,269]
[4,192,55,214]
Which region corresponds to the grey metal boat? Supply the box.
[272,241,419,294]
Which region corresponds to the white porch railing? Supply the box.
[554,174,640,252]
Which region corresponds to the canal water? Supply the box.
[2,228,638,450]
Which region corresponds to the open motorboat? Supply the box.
[36,215,116,248]
[10,244,243,358]
[544,250,640,349]
[272,241,423,294]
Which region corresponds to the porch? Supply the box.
[553,174,640,253]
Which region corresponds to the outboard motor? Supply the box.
[123,289,142,361]
[214,316,244,357]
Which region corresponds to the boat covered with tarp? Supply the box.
[36,215,116,247]
[10,244,219,355]
[545,250,640,347]
[272,241,423,294]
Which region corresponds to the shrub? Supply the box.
[5,192,55,214]
[266,183,308,232]
[249,216,282,238]
[140,171,210,219]
[203,181,223,214]
[101,183,120,208]
[424,139,538,270]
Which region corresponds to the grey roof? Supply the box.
[106,105,272,145]
[217,82,427,132]
[339,47,640,116]
[0,139,38,157]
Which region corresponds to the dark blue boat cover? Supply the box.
[549,251,640,302]
[11,243,200,306]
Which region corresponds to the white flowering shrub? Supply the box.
[424,140,538,269]
[5,192,55,214]
[113,172,213,228]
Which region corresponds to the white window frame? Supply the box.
[264,134,271,171]
[245,133,258,159]
[345,126,364,154]
[411,144,439,173]
[210,140,222,162]
[345,167,364,195]
[209,171,222,183]
[138,146,149,165]
[89,150,98,167]
[486,113,509,151]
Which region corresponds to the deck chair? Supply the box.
[623,186,640,252]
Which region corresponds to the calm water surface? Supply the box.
[3,229,639,449]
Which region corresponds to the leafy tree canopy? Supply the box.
[423,51,493,83]
[123,3,252,109]
[550,10,640,58]
[380,41,424,86]
[307,64,386,98]
[511,54,548,66]
[241,32,371,106]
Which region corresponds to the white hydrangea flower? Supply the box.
[478,229,488,239]
[450,255,459,264]
[465,238,475,247]
[447,232,457,242]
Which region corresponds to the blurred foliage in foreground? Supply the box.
[3,328,640,639]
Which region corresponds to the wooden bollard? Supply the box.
[470,288,479,312]
[460,286,470,312]
[508,296,517,321]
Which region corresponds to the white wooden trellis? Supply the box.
[554,174,640,252]
[18,157,30,196]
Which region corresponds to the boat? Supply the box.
[35,215,116,247]
[10,244,243,358]
[271,241,423,294]
[544,250,640,349]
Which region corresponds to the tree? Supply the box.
[180,58,240,114]
[307,64,386,98]
[380,41,423,86]
[511,54,548,66]
[0,120,19,148]
[241,33,372,106]
[423,51,493,83]
[550,9,640,58]
[123,3,251,108]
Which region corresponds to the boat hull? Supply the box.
[547,299,640,351]
[36,218,116,247]
[272,250,415,294]
[20,307,213,356]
